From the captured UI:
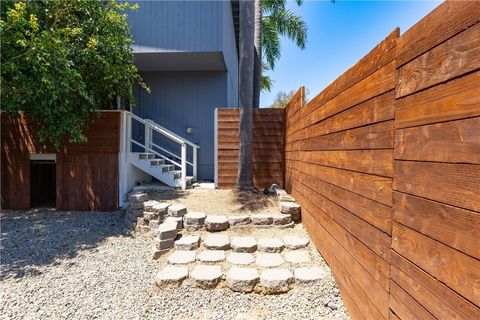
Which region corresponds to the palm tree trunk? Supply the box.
[253,0,262,108]
[237,0,255,190]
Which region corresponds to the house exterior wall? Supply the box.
[127,0,239,181]
[222,0,239,107]
[132,71,227,180]
[128,0,223,53]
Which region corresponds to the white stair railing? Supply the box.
[125,112,199,189]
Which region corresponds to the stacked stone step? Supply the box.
[183,212,206,231]
[152,204,188,259]
[276,188,301,222]
[135,200,170,234]
[153,222,178,259]
[155,234,325,293]
[124,193,148,230]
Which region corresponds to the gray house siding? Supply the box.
[221,1,239,107]
[133,71,227,180]
[129,0,222,53]
[127,1,238,181]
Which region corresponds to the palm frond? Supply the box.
[261,62,273,92]
[262,16,281,70]
[270,9,307,49]
[262,0,286,14]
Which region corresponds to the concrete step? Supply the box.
[160,164,175,173]
[138,153,155,160]
[150,159,165,166]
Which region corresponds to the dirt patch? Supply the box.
[150,188,279,215]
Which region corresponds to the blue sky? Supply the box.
[260,0,442,107]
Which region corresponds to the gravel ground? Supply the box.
[1,209,349,320]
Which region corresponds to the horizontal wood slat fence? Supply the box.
[1,112,121,211]
[281,2,479,319]
[216,108,284,189]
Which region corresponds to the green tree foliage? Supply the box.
[270,90,295,108]
[270,88,309,108]
[260,0,307,92]
[1,0,148,148]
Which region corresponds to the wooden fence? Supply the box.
[216,108,284,189]
[284,2,480,319]
[1,112,121,211]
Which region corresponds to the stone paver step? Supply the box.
[278,202,301,214]
[250,214,273,226]
[190,265,223,289]
[184,212,206,230]
[226,252,255,265]
[226,267,259,293]
[168,204,187,217]
[164,216,183,230]
[260,268,294,293]
[228,215,251,227]
[157,222,178,240]
[128,193,148,203]
[231,236,257,253]
[294,267,326,284]
[143,200,160,211]
[257,238,284,253]
[155,238,174,250]
[285,251,310,264]
[283,236,309,249]
[272,214,292,225]
[155,266,188,287]
[205,215,229,231]
[167,250,196,265]
[152,202,170,215]
[174,235,200,250]
[197,250,226,263]
[256,253,285,268]
[204,234,230,250]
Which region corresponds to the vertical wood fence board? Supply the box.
[1,112,121,211]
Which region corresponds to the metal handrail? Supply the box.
[129,112,199,149]
[150,141,194,167]
[126,111,199,189]
[131,139,181,168]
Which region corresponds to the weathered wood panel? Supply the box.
[393,192,479,259]
[394,117,480,164]
[394,161,480,212]
[284,3,480,319]
[283,28,397,319]
[57,153,119,211]
[392,4,480,319]
[216,108,284,189]
[396,1,480,67]
[0,152,30,210]
[390,252,480,320]
[1,112,121,211]
[389,280,436,320]
[396,22,480,97]
[395,70,480,129]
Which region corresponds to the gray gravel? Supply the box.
[1,209,349,320]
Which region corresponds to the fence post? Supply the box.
[126,112,132,155]
[181,143,187,190]
[144,119,152,152]
[193,147,197,181]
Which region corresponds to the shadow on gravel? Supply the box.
[0,209,127,279]
[232,190,275,213]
